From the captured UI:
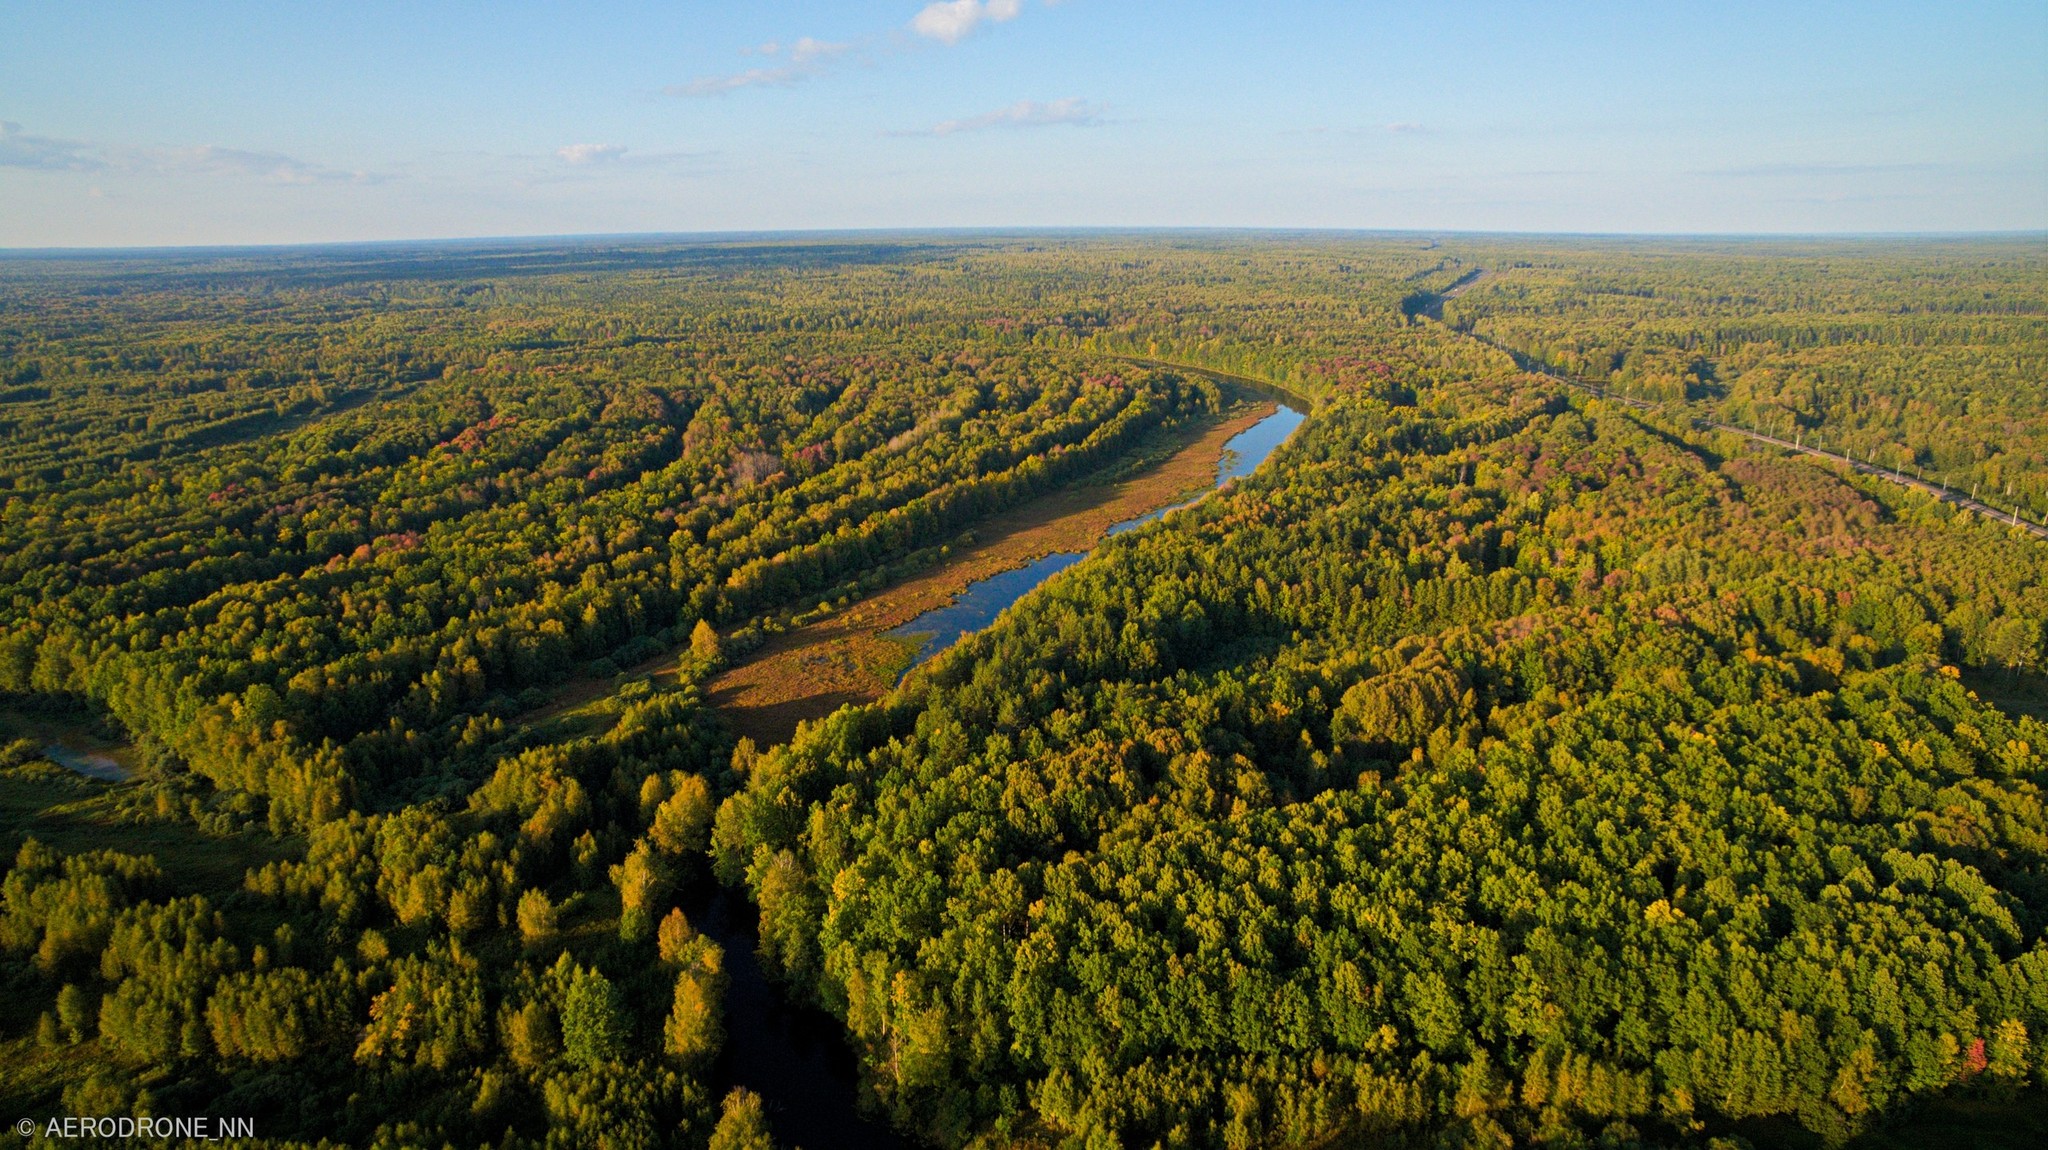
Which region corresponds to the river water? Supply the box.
[883,550,1090,667]
[42,743,130,782]
[708,397,1306,1146]
[688,887,913,1149]
[887,400,1306,669]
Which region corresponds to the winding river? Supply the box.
[886,400,1307,671]
[698,396,1308,1146]
[18,395,1307,1147]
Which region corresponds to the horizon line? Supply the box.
[4,224,2046,258]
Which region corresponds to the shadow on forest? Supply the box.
[707,684,877,750]
[1723,1088,2048,1150]
[1959,665,2048,724]
[1615,409,1727,472]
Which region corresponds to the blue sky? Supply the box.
[3,1,2043,245]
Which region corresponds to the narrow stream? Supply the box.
[704,397,1306,1147]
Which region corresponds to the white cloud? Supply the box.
[2,122,376,183]
[790,37,846,63]
[669,64,806,96]
[904,97,1104,137]
[910,0,1023,45]
[174,145,373,184]
[557,143,627,165]
[0,121,107,171]
[670,2,1025,99]
[543,144,711,174]
[668,38,853,96]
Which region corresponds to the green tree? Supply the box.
[611,841,672,941]
[663,938,726,1066]
[691,619,723,665]
[708,1088,778,1150]
[649,774,715,856]
[517,888,559,944]
[560,967,628,1069]
[55,983,93,1044]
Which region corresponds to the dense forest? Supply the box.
[1,235,2043,1149]
[1432,242,2048,524]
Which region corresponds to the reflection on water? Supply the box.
[886,551,1087,670]
[688,887,912,1150]
[1108,402,1305,536]
[1217,403,1306,484]
[1104,499,1194,537]
[42,744,129,782]
[891,401,1307,671]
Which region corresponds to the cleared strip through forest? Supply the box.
[1439,271,2048,542]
